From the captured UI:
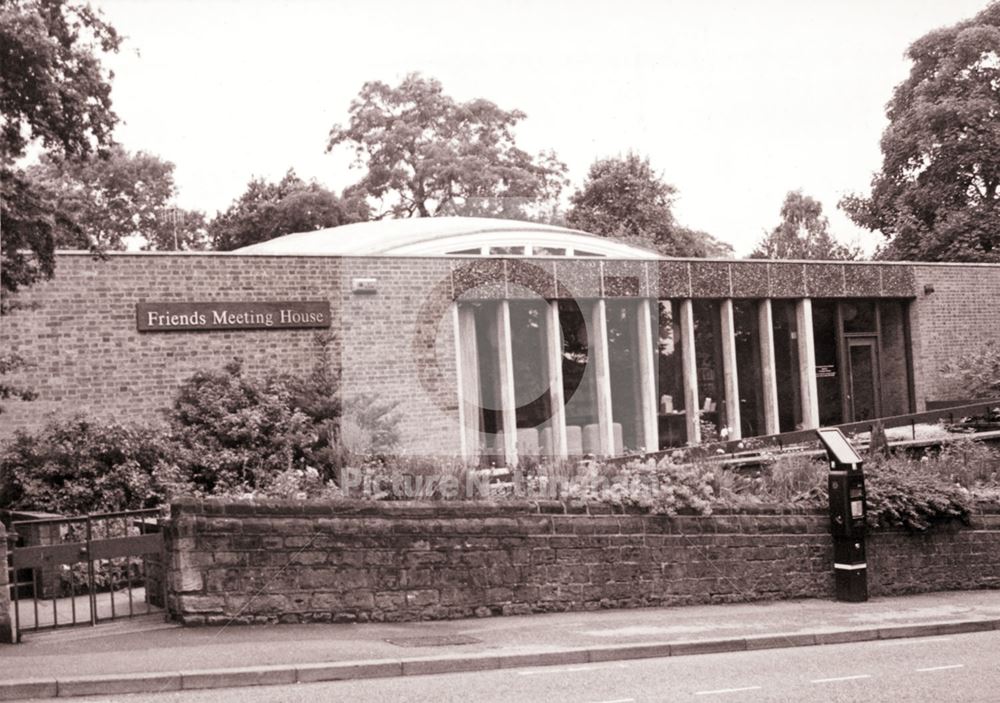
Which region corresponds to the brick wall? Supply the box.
[0,253,342,436]
[0,253,464,455]
[164,499,1000,625]
[910,264,1000,407]
[339,257,462,456]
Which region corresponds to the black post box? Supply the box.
[816,428,868,602]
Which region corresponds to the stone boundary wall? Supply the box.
[164,499,1000,625]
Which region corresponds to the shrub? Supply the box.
[0,416,177,515]
[864,455,972,531]
[165,350,401,496]
[283,332,342,478]
[940,340,1000,399]
[228,466,344,501]
[760,453,827,503]
[167,358,316,495]
[562,458,716,516]
[343,455,472,501]
[933,437,1000,487]
[339,393,402,457]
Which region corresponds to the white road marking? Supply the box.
[879,637,953,646]
[518,663,628,676]
[811,674,872,683]
[916,664,965,672]
[694,686,762,695]
[588,699,635,703]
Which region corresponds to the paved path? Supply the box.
[2,589,999,700]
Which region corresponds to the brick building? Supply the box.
[2,217,998,464]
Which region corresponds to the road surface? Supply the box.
[64,630,1000,702]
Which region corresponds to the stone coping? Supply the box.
[170,497,1000,519]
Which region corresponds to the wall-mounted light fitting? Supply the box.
[352,277,378,294]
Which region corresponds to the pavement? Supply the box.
[2,589,1000,701]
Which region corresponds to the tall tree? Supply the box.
[327,73,567,220]
[1,0,121,295]
[752,191,858,260]
[566,153,732,257]
[841,3,1000,261]
[210,170,368,251]
[26,147,207,250]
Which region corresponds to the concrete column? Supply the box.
[679,299,701,445]
[454,304,481,461]
[719,299,741,441]
[757,299,781,435]
[796,298,820,429]
[592,299,616,456]
[637,298,659,452]
[496,300,518,466]
[546,301,569,460]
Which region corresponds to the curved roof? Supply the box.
[234,217,661,259]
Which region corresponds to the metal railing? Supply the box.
[620,398,1000,466]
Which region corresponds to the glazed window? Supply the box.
[656,301,687,448]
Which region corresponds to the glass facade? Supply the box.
[733,301,763,439]
[812,300,843,427]
[692,301,723,440]
[810,299,913,427]
[559,299,600,455]
[656,301,687,448]
[771,300,802,433]
[469,301,504,463]
[458,293,914,462]
[606,300,644,452]
[509,300,553,458]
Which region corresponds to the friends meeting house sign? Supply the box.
[136,301,331,332]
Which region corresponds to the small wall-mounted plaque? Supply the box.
[352,277,378,294]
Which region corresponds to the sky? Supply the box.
[94,0,992,255]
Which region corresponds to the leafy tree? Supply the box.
[210,170,368,250]
[841,3,1000,261]
[1,0,121,295]
[0,353,37,413]
[327,73,567,220]
[566,153,732,257]
[155,207,209,252]
[26,146,208,250]
[0,169,81,296]
[751,190,858,260]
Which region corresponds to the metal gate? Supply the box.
[6,509,166,641]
